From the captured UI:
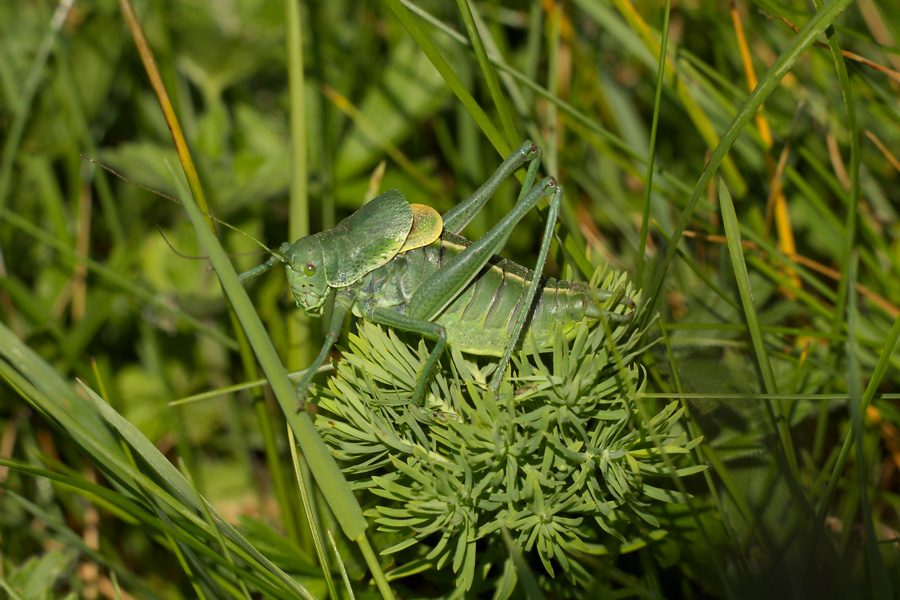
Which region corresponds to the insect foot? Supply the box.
[603,284,637,321]
[293,387,308,413]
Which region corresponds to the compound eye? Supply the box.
[304,263,316,276]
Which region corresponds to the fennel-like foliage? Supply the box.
[312,269,700,592]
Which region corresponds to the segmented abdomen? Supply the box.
[354,232,603,356]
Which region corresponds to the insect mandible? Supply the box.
[240,141,635,406]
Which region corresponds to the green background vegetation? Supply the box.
[1,0,899,597]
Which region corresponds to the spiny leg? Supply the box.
[406,176,560,323]
[365,307,445,407]
[598,285,636,321]
[397,175,560,404]
[292,290,354,408]
[517,145,542,205]
[442,140,541,234]
[238,241,292,281]
[585,279,637,321]
[490,181,564,393]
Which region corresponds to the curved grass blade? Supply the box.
[173,174,368,540]
[843,255,892,596]
[637,0,671,286]
[0,322,312,597]
[641,0,855,327]
[719,182,799,482]
[455,0,517,148]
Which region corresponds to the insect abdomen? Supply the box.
[357,232,605,356]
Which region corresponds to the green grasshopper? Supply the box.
[240,141,635,406]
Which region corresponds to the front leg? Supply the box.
[238,242,292,281]
[294,289,355,408]
[365,306,445,407]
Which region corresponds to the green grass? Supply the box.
[2,0,900,598]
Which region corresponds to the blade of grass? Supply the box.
[169,167,368,537]
[0,574,26,600]
[283,0,311,547]
[641,0,855,328]
[169,366,333,406]
[636,0,671,288]
[288,426,339,600]
[844,254,892,597]
[381,0,508,156]
[455,0,518,147]
[170,169,399,598]
[119,0,307,549]
[285,0,309,250]
[812,1,861,478]
[719,182,800,482]
[327,529,357,600]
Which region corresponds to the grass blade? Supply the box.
[844,254,892,597]
[719,182,799,482]
[381,0,508,156]
[455,0,517,147]
[641,0,855,327]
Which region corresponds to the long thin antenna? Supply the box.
[156,225,206,260]
[81,155,281,259]
[157,226,269,261]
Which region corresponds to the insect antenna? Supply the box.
[82,155,283,261]
[156,225,271,261]
[154,226,271,265]
[156,225,206,260]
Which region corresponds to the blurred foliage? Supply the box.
[1,0,899,598]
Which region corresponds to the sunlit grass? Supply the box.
[1,0,899,597]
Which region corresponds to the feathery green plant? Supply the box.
[311,270,701,591]
[3,0,899,596]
